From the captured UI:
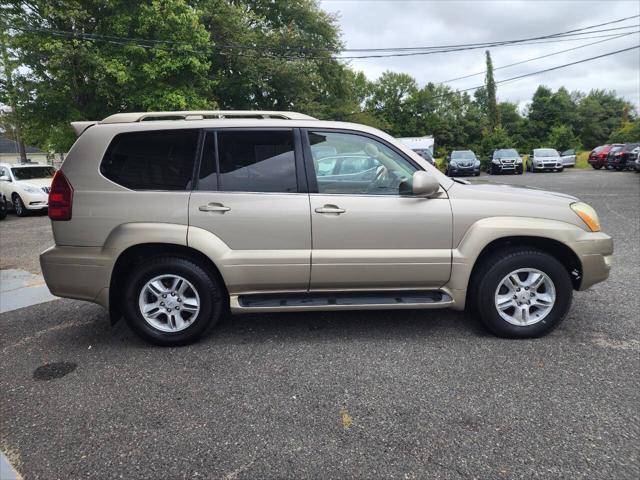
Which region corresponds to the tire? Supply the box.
[471,248,572,338]
[12,194,27,217]
[122,256,224,346]
[558,167,564,173]
[0,199,7,220]
[592,165,602,170]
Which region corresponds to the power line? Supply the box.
[11,24,639,61]
[447,45,640,97]
[352,43,639,116]
[10,15,639,60]
[437,31,639,84]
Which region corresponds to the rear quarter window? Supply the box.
[100,130,199,190]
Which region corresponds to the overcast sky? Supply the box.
[320,0,640,111]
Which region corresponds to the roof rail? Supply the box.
[70,110,317,136]
[101,110,317,124]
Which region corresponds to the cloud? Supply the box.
[321,0,640,110]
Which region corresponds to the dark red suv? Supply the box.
[588,144,623,169]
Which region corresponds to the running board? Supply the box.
[230,290,453,313]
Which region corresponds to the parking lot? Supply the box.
[0,169,638,479]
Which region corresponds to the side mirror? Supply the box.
[0,175,10,182]
[411,171,440,197]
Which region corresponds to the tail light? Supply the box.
[48,170,74,221]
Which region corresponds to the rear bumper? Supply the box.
[570,232,614,290]
[40,246,112,308]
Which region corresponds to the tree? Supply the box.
[575,90,632,148]
[484,50,499,130]
[365,71,418,136]
[547,125,580,152]
[5,0,216,152]
[608,119,640,143]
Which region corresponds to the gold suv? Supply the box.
[40,111,613,345]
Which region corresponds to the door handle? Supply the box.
[199,203,231,213]
[315,205,346,215]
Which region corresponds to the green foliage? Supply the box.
[575,89,629,148]
[484,51,499,130]
[547,125,580,152]
[607,119,640,143]
[3,1,637,155]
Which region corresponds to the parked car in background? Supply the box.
[526,149,564,172]
[560,149,576,167]
[412,148,435,165]
[0,163,56,216]
[445,150,481,177]
[607,143,639,170]
[605,145,625,169]
[40,110,613,346]
[633,145,640,172]
[0,196,7,220]
[588,144,622,169]
[489,149,523,175]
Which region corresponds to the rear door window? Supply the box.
[101,130,199,190]
[198,130,298,193]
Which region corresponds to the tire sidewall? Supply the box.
[476,251,572,338]
[123,258,222,346]
[13,195,26,216]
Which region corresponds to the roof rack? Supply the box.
[71,110,317,136]
[103,110,316,123]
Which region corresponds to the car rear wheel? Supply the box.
[123,257,224,346]
[12,194,27,217]
[471,248,572,338]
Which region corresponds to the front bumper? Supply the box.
[532,162,563,170]
[570,232,614,290]
[493,162,522,173]
[20,191,49,209]
[40,246,112,308]
[449,165,480,176]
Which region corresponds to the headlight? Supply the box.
[22,185,42,194]
[516,157,523,164]
[571,202,600,232]
[474,160,481,167]
[492,159,500,164]
[449,160,457,166]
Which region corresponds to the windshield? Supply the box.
[451,151,476,160]
[11,166,56,180]
[535,149,558,157]
[494,149,518,159]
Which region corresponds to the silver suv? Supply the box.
[40,111,613,345]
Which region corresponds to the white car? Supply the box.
[526,148,564,173]
[0,163,56,216]
[560,149,577,167]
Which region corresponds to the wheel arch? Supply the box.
[109,243,228,324]
[468,236,582,290]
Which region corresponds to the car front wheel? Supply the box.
[123,257,224,346]
[472,248,572,338]
[12,194,27,217]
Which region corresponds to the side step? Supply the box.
[231,290,453,313]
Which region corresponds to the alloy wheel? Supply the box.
[494,268,556,326]
[138,274,201,332]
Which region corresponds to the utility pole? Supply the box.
[0,20,27,163]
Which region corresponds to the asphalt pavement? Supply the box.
[1,169,638,479]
